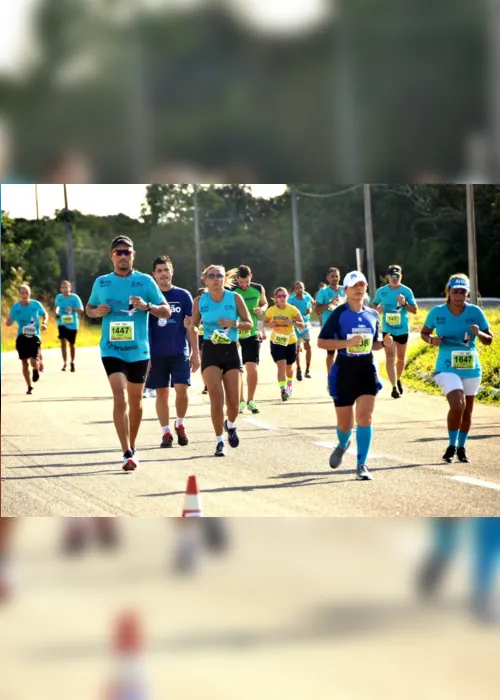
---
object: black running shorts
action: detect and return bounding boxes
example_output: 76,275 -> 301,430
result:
329,355 -> 382,408
101,357 -> 149,384
16,334 -> 41,360
58,325 -> 78,344
382,332 -> 409,345
239,335 -> 261,365
201,341 -> 242,374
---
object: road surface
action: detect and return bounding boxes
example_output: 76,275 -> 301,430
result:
2,332 -> 499,516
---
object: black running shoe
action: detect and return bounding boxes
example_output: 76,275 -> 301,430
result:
175,423 -> 189,446
32,368 -> 40,383
417,554 -> 450,597
391,385 -> 400,399
70,362 -> 75,372
305,369 -> 311,378
215,441 -> 225,457
296,368 -> 303,381
397,379 -> 403,395
281,388 -> 288,402
224,419 -> 240,448
161,431 -> 174,448
26,387 -> 33,395
442,445 -> 456,463
62,364 -> 67,371
456,446 -> 470,463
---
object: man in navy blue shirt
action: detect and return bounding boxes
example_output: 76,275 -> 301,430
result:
318,271 -> 393,481
147,256 -> 200,448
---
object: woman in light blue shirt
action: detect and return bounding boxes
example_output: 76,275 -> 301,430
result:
421,274 -> 493,464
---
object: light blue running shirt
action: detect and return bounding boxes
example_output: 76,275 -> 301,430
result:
88,270 -> 165,362
8,300 -> 46,338
315,285 -> 346,325
424,303 -> 489,379
289,291 -> 314,337
199,290 -> 240,343
55,293 -> 84,330
373,283 -> 416,335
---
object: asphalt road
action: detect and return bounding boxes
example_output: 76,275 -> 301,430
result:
2,332 -> 499,516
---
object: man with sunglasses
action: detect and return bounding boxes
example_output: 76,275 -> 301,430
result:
86,236 -> 171,471
372,264 -> 417,398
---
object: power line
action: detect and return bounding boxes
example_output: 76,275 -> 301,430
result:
295,184 -> 363,198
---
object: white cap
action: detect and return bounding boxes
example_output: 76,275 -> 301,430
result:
343,270 -> 367,288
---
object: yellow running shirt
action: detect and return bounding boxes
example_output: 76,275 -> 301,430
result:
265,304 -> 298,345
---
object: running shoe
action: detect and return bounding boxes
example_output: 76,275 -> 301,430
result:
239,400 -> 247,414
161,430 -> 174,448
442,446 -> 456,463
70,362 -> 75,373
296,368 -> 303,381
356,464 -> 373,481
32,368 -> 40,383
397,379 -> 403,395
122,451 -> 139,472
142,388 -> 149,398
26,387 -> 33,395
175,423 -> 189,446
281,388 -> 288,402
286,382 -> 293,398
224,419 -> 240,448
391,385 -> 400,399
417,554 -> 449,597
215,441 -> 226,457
456,446 -> 470,463
62,364 -> 67,371
247,400 -> 260,414
329,440 -> 351,469
149,388 -> 156,398
202,386 -> 208,395
305,369 -> 311,378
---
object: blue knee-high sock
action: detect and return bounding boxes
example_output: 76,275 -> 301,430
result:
473,518 -> 500,598
432,518 -> 461,558
336,428 -> 352,449
457,431 -> 469,449
356,425 -> 373,466
448,429 -> 459,447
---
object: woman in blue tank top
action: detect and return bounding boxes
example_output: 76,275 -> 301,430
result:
188,265 -> 252,457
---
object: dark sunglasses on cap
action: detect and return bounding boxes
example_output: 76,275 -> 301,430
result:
207,272 -> 224,279
112,249 -> 134,257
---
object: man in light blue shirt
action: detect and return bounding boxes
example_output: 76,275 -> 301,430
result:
6,284 -> 48,394
314,267 -> 346,383
86,235 -> 171,472
55,280 -> 84,372
372,264 -> 417,399
289,281 -> 315,380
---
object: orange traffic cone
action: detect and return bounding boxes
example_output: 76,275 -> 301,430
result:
182,475 -> 203,517
105,611 -> 150,699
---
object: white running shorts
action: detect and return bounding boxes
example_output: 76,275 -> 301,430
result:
434,372 -> 481,397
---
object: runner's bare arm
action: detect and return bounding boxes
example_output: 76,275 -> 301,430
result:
471,326 -> 493,346
5,315 -> 13,327
420,324 -> 442,346
255,286 -> 269,314
233,294 -> 253,331
294,312 -> 306,330
318,336 -> 362,350
146,300 -> 171,319
86,303 -> 111,318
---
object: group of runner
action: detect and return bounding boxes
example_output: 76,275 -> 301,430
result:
6,235 -> 494,479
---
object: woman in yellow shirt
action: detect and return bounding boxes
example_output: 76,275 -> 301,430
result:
264,287 -> 305,401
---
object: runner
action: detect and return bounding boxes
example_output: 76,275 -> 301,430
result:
288,281 -> 315,380
187,265 -> 253,457
420,273 -> 493,464
54,279 -> 84,372
0,517 -> 16,600
147,256 -> 200,448
194,287 -> 208,394
372,264 -> 418,398
314,267 -> 346,382
318,271 -> 393,481
234,264 -> 268,414
86,235 -> 170,471
6,284 -> 48,394
264,287 -> 305,401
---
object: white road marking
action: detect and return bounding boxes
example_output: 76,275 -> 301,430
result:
244,418 -> 280,431
448,475 -> 500,492
313,441 -> 387,460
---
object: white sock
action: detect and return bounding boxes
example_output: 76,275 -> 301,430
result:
162,425 -> 171,434
216,435 -> 224,444
226,420 -> 236,429
175,417 -> 184,427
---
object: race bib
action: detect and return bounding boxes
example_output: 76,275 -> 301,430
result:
385,312 -> 401,326
346,333 -> 373,355
211,329 -> 231,345
451,351 -> 476,370
110,321 -> 134,342
61,314 -> 73,324
23,325 -> 36,337
272,332 -> 290,347
238,329 -> 252,340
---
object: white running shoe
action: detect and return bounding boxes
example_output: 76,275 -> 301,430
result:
122,453 -> 139,472
149,388 -> 157,398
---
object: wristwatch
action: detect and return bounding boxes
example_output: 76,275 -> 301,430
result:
235,320 -> 240,328
145,302 -> 151,311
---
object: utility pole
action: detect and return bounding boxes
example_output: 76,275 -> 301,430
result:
466,184 -> 479,304
193,184 -> 201,290
363,185 -> 376,296
291,185 -> 302,281
63,184 -> 76,291
35,184 -> 39,219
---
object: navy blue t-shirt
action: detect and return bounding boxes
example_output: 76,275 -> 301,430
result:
148,286 -> 194,357
319,304 -> 380,362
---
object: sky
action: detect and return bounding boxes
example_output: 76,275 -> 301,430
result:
0,184 -> 287,219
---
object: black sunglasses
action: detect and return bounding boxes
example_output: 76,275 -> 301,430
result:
207,272 -> 224,279
112,249 -> 134,257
